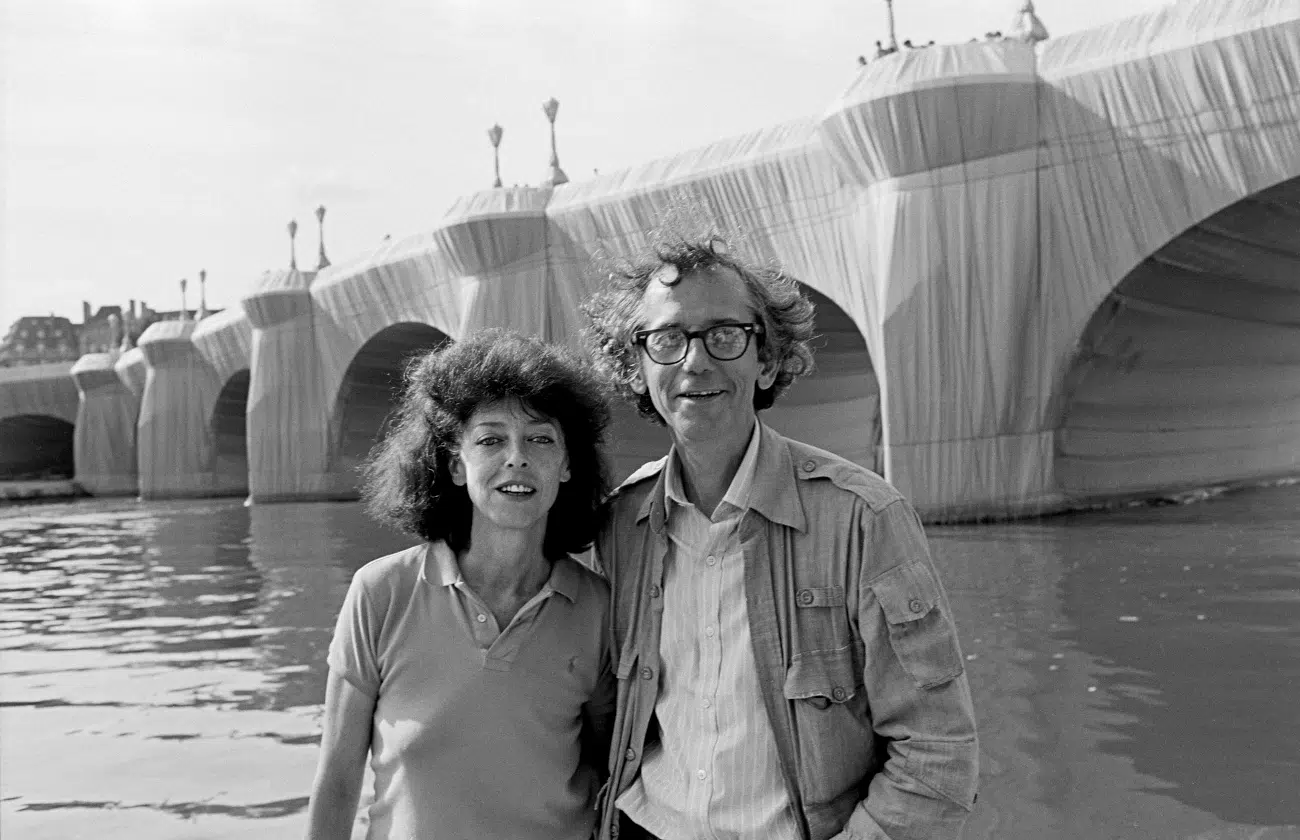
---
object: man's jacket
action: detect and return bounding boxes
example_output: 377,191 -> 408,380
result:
594,426 -> 979,840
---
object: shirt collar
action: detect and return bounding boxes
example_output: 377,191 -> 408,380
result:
424,539 -> 579,603
648,422 -> 805,532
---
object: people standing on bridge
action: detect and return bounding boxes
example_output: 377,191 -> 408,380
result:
581,234 -> 979,840
305,330 -> 616,840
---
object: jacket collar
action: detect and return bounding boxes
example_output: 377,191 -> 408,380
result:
636,422 -> 807,533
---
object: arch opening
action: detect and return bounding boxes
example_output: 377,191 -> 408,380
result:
332,323 -> 452,493
765,284 -> 881,474
1056,175 -> 1300,502
0,414 -> 75,480
211,370 -> 250,496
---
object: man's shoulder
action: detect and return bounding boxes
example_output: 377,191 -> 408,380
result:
606,456 -> 667,514
780,433 -> 903,514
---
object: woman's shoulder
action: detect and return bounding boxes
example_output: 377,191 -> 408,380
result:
348,543 -> 432,595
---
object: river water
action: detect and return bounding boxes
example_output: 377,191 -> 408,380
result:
2,484 -> 1298,840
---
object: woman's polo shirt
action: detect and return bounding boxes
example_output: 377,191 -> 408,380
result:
328,541 -> 614,840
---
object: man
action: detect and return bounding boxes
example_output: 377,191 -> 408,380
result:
581,235 -> 978,840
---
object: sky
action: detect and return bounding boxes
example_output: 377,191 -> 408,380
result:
2,0 -> 1175,324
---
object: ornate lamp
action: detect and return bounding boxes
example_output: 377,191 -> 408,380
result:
884,0 -> 898,52
542,98 -> 568,186
1011,0 -> 1049,43
198,269 -> 209,320
316,205 -> 330,269
488,124 -> 504,188
179,278 -> 188,321
288,219 -> 299,270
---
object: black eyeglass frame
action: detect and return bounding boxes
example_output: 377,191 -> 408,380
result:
631,322 -> 765,365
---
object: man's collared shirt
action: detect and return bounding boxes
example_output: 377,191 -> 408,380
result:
597,424 -> 979,840
616,423 -> 800,840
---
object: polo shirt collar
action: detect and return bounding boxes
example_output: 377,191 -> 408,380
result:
424,539 -> 578,603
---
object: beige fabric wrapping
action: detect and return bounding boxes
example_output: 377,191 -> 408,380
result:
1,0 -> 1294,518
240,269 -> 339,500
0,362 -> 79,479
192,309 -> 253,497
71,353 -> 139,495
135,320 -> 227,499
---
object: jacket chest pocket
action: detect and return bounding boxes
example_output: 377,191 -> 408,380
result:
869,560 -> 963,689
793,584 -> 851,653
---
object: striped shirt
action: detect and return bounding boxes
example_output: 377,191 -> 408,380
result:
616,424 -> 799,840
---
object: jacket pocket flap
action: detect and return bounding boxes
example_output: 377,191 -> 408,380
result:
870,560 -> 941,625
794,585 -> 845,608
782,645 -> 859,703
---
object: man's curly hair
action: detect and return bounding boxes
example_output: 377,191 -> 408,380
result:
360,329 -> 611,559
580,234 -> 816,424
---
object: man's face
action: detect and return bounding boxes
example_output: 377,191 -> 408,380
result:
631,267 -> 778,452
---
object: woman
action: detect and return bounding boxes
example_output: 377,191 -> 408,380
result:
305,330 -> 615,840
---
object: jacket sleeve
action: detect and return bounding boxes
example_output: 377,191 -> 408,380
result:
838,498 -> 979,840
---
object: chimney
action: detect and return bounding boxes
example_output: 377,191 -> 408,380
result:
82,301 -> 92,323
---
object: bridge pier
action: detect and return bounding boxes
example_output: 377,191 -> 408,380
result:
70,353 -> 139,495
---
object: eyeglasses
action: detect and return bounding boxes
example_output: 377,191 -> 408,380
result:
632,323 -> 764,365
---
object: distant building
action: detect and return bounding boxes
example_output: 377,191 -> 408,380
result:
0,315 -> 80,367
78,304 -> 125,355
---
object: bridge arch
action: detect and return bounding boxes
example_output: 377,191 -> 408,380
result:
329,322 -> 452,493
1055,175 -> 1300,502
211,369 -> 251,496
0,414 -> 75,480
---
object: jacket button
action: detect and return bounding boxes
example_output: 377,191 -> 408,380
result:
625,747 -> 637,761
909,598 -> 925,613
649,584 -> 661,598
797,589 -> 814,606
640,666 -> 654,680
832,686 -> 847,702
802,459 -> 816,472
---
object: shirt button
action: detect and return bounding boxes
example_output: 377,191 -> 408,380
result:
909,598 -> 925,613
649,584 -> 661,598
802,459 -> 816,472
475,614 -> 487,623
697,770 -> 707,780
625,748 -> 637,761
640,666 -> 654,680
702,699 -> 712,709
797,589 -> 814,606
832,686 -> 847,701
706,555 -> 717,566
705,626 -> 715,637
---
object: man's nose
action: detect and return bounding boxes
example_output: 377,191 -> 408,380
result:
682,336 -> 713,371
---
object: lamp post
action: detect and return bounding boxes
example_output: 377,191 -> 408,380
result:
288,219 -> 299,270
542,98 -> 568,186
884,0 -> 898,51
180,278 -> 188,321
488,124 -> 504,188
198,269 -> 208,319
316,205 -> 330,269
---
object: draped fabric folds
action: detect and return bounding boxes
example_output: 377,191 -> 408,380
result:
71,354 -> 138,495
2,0 -> 1295,518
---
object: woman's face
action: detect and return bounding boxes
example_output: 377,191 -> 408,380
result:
450,397 -> 571,542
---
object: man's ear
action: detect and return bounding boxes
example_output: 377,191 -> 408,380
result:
630,366 -> 648,395
757,354 -> 780,391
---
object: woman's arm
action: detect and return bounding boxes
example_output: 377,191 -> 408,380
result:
305,672 -> 377,840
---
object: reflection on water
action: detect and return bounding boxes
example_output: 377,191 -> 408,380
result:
1,486 -> 1298,839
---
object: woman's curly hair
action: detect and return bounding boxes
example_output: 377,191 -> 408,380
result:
361,329 -> 611,560
580,234 -> 817,424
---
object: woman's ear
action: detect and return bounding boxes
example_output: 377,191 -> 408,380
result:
449,454 -> 466,486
